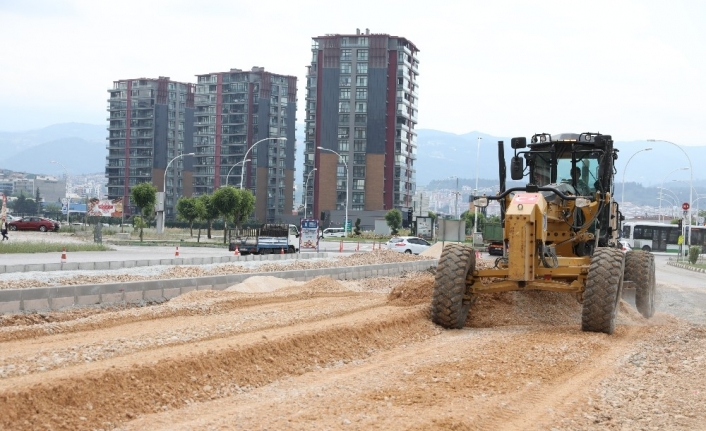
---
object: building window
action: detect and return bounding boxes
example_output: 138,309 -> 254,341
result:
340,76 -> 351,87
357,50 -> 368,60
337,166 -> 345,177
339,114 -> 349,124
354,128 -> 366,139
338,140 -> 349,152
353,166 -> 366,177
339,101 -> 350,113
356,88 -> 367,99
354,114 -> 366,124
341,49 -> 351,60
340,88 -> 351,99
341,62 -> 351,73
353,179 -> 365,190
353,140 -> 366,152
356,62 -> 368,73
354,153 -> 366,165
338,127 -> 349,138
355,102 -> 367,113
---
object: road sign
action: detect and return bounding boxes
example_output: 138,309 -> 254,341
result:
682,202 -> 690,210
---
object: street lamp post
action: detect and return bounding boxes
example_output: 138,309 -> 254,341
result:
620,147 -> 652,212
317,147 -> 348,237
224,159 -> 251,188
658,167 -> 689,223
162,152 -> 195,234
304,168 -> 317,218
50,160 -> 70,226
474,136 -> 482,233
648,139 -> 694,244
240,137 -> 287,189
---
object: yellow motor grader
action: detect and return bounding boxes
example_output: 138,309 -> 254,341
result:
431,133 -> 656,334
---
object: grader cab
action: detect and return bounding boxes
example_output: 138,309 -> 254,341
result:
431,132 -> 656,334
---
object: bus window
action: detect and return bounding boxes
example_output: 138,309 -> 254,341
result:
622,225 -> 631,239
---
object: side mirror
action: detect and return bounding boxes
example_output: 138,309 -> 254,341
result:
473,196 -> 489,208
511,137 -> 527,149
510,156 -> 524,180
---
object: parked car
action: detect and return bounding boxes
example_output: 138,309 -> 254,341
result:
619,239 -> 631,252
321,228 -> 346,238
386,236 -> 431,254
487,240 -> 505,256
8,216 -> 58,232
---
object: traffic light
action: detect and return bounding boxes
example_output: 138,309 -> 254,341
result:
407,208 -> 413,223
678,219 -> 683,230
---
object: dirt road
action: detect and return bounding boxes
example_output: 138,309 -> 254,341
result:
1,256 -> 705,430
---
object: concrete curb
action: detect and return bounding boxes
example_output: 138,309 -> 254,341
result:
666,261 -> 706,273
0,252 -> 330,275
0,259 -> 439,314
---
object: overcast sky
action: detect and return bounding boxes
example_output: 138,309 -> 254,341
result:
1,0 -> 704,145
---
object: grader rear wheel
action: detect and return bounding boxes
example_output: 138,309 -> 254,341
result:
581,248 -> 625,334
431,243 -> 475,329
624,251 -> 656,318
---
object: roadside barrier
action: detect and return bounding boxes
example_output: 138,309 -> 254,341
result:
61,247 -> 67,263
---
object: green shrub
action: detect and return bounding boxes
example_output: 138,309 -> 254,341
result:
688,246 -> 700,264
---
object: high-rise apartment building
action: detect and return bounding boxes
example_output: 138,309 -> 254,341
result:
193,67 -> 297,222
304,30 -> 419,219
106,77 -> 195,218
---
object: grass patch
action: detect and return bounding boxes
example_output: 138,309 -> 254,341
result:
0,242 -> 114,254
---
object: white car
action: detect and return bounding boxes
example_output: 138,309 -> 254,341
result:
386,236 -> 432,254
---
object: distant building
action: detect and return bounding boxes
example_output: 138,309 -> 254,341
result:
193,67 -> 297,222
13,179 -> 34,196
106,77 -> 195,218
304,29 -> 419,221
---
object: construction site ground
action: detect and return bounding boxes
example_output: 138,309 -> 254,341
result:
1,247 -> 705,430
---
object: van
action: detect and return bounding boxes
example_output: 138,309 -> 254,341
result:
322,228 -> 345,238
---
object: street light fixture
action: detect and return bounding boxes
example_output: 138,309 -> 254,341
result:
658,167 -> 689,223
240,137 -> 287,189
304,168 -> 317,218
162,152 -> 195,233
620,147 -> 652,212
474,136 -> 482,234
224,159 -> 251,188
50,160 -> 69,226
317,146 -> 348,237
648,139 -> 694,244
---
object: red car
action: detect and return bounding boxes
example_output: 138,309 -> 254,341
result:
8,217 -> 59,232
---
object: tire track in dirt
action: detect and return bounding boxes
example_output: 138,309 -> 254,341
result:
0,304 -> 438,431
0,293 -> 385,379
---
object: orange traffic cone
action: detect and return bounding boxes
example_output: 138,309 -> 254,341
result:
61,247 -> 67,263
175,246 -> 180,257
281,246 -> 285,254
234,245 -> 240,256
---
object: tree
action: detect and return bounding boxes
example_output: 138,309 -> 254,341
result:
44,202 -> 62,213
384,209 -> 402,235
354,218 -> 361,236
130,182 -> 157,241
212,186 -> 239,243
233,188 -> 255,228
35,188 -> 42,214
176,197 -> 203,237
199,194 -> 219,239
11,193 -> 37,215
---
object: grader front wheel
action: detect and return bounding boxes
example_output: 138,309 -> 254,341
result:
431,244 -> 475,329
624,251 -> 656,318
581,248 -> 625,334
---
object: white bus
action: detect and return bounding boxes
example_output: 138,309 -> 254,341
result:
621,221 -> 706,253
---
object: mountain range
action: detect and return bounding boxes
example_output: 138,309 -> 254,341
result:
2,123 -> 705,195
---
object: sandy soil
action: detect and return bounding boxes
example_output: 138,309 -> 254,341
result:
0,259 -> 704,430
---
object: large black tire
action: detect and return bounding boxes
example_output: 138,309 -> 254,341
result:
624,251 -> 656,318
581,248 -> 625,334
431,243 -> 475,329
